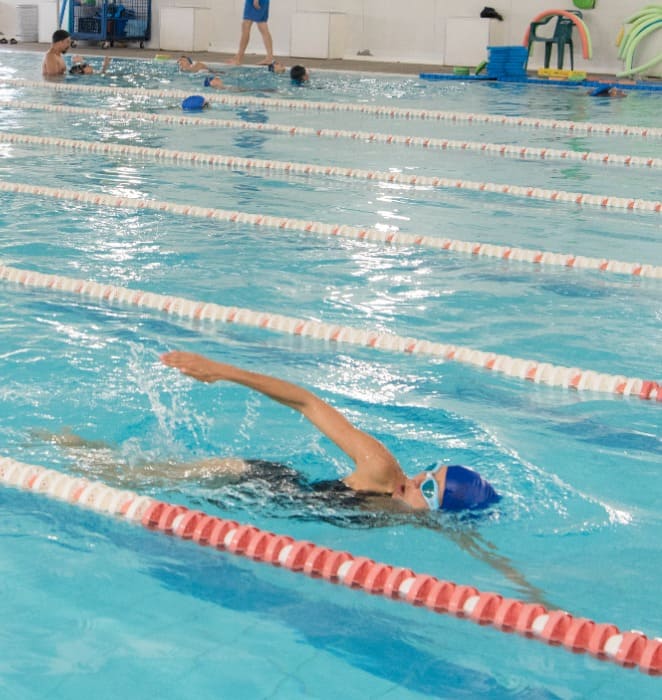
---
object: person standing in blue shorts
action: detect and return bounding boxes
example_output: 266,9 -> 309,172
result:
230,0 -> 274,66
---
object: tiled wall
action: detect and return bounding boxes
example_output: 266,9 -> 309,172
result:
195,0 -> 660,75
3,0 -> 660,76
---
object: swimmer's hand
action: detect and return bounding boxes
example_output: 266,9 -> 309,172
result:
161,351 -> 226,383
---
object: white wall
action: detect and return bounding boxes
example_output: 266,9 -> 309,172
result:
1,0 -> 660,76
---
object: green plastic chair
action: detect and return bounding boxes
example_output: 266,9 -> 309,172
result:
526,10 -> 583,70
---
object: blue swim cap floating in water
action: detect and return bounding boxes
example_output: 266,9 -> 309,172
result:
181,95 -> 207,111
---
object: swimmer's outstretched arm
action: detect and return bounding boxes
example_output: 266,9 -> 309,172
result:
161,351 -> 405,493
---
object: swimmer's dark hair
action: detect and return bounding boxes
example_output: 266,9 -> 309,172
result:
52,29 -> 70,43
69,63 -> 88,75
290,65 -> 307,84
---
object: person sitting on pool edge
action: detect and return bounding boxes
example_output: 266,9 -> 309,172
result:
160,350 -> 500,512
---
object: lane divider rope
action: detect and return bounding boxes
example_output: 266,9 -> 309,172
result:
0,180 -> 659,279
2,100 -> 660,169
1,133 -> 661,214
1,78 -> 660,138
0,263 -> 659,401
1,455 -> 660,675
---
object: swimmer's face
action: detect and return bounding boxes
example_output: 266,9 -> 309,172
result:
392,469 -> 444,510
272,61 -> 286,74
82,64 -> 94,75
177,56 -> 192,69
58,37 -> 71,54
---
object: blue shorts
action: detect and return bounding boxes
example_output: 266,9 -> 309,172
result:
243,0 -> 269,23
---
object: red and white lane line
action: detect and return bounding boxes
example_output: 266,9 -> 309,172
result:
0,263 -> 659,401
1,78 -> 660,137
1,456 -> 660,675
2,132 -> 662,214
0,180 -> 659,279
1,100 -> 659,169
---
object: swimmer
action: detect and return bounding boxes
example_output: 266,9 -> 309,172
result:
202,75 -> 275,93
181,95 -> 209,111
290,65 -> 309,84
588,84 -> 627,98
42,29 -> 72,77
69,55 -> 111,75
203,75 -> 225,90
177,55 -> 211,73
268,60 -> 287,74
160,351 -> 500,513
35,352 -> 551,603
268,61 -> 310,83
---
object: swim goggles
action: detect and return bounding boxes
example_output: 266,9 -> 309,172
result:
419,463 -> 443,510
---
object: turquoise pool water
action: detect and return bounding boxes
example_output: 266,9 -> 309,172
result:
0,51 -> 660,698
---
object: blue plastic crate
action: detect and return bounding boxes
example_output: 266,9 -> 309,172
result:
487,45 -> 529,78
505,61 -> 527,72
488,45 -> 528,60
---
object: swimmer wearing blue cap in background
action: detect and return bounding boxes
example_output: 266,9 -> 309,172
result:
161,351 -> 500,513
204,75 -> 225,90
588,84 -> 627,98
177,55 -> 212,73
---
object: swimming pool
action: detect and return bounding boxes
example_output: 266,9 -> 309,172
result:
0,51 -> 660,698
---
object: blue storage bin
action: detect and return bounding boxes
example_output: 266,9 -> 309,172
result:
487,45 -> 529,79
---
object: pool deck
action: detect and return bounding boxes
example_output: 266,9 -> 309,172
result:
3,42 -> 450,76
4,41 -> 660,86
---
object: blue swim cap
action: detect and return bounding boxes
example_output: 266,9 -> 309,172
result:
441,465 -> 499,511
590,84 -> 613,97
181,95 -> 207,111
203,75 -> 213,87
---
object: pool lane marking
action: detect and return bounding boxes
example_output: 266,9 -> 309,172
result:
1,133 -> 661,215
1,455 -> 660,675
0,263 -> 659,401
0,179 -> 659,280
1,78 -> 660,138
1,100 -> 660,170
